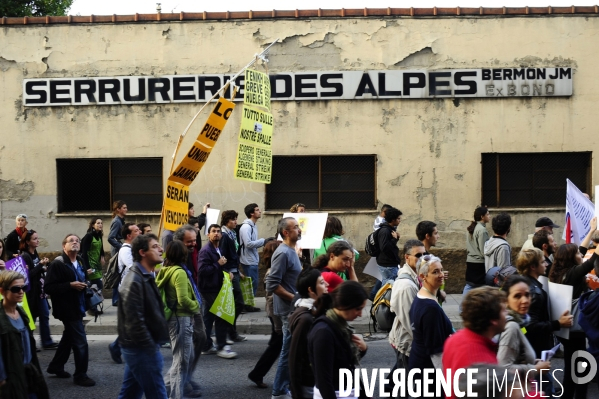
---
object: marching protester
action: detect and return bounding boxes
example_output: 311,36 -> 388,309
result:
248,239 -> 283,389
45,234 -> 95,387
483,213 -> 513,283
266,217 -> 303,399
19,230 -> 57,349
463,206 -> 490,297
408,255 -> 453,398
549,218 -> 599,399
80,217 -> 105,316
0,270 -> 50,399
387,239 -> 425,393
108,222 -> 141,364
374,208 -> 402,285
416,220 -> 439,254
308,281 -> 369,399
198,224 -> 237,359
108,200 -> 127,257
4,214 -> 28,258
163,203 -> 207,251
531,230 -> 557,276
313,216 -> 360,263
288,268 -> 329,399
496,275 -> 551,389
521,217 -> 560,251
239,203 -> 268,302
156,240 -> 202,399
373,204 -> 392,231
312,241 -> 358,292
0,239 -> 7,269
137,223 -> 152,235
117,234 -> 169,399
172,225 -> 206,396
219,210 -> 247,343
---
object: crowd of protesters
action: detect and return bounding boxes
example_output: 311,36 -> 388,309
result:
1,200 -> 599,399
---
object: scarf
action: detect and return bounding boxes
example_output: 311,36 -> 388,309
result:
15,227 -> 27,240
181,264 -> 202,307
221,226 -> 239,252
507,309 -> 531,327
295,297 -> 315,309
326,308 -> 360,367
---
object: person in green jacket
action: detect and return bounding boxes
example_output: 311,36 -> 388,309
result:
0,270 -> 49,399
156,240 -> 202,399
313,216 -> 360,263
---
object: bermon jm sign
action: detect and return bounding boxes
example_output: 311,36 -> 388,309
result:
23,67 -> 572,106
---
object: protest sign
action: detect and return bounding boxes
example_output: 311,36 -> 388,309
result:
563,179 -> 595,245
548,281 -> 574,339
209,272 -> 235,324
204,208 -> 221,235
282,212 -> 328,249
234,143 -> 272,183
6,256 -> 29,288
363,258 -> 383,281
163,180 -> 190,231
238,106 -> 273,147
162,97 -> 236,231
244,69 -> 271,111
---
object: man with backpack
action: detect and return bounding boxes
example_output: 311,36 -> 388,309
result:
386,239 -> 425,395
108,223 -> 140,364
375,207 -> 403,285
484,212 -> 515,286
239,203 -> 267,310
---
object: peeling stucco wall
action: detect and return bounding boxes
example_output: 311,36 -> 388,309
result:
0,16 -> 595,251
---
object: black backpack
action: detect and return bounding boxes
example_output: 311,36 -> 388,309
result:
102,248 -> 124,289
365,229 -> 380,257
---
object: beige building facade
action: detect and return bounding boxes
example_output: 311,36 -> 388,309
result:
0,9 -> 594,290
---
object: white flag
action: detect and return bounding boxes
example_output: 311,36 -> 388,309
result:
563,179 -> 594,245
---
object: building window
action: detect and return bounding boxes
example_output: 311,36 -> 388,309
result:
266,155 -> 377,210
56,158 -> 163,212
481,152 -> 591,207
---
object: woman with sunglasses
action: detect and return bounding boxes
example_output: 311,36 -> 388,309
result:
408,255 -> 454,398
0,270 -> 49,399
308,281 -> 369,399
81,217 -> 105,317
19,230 -> 58,350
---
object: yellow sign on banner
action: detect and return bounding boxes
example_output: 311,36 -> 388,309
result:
234,143 -> 272,183
163,180 -> 190,231
239,105 -> 273,147
244,69 -> 271,111
162,97 -> 236,231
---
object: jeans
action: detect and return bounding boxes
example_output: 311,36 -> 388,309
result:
272,314 -> 292,396
118,345 -> 167,399
249,315 -> 283,381
48,318 -> 89,379
379,266 -> 398,285
385,348 -> 409,396
460,283 -> 478,313
241,264 -> 259,296
201,292 -> 228,350
165,316 -> 193,399
228,272 -> 245,338
38,298 -> 53,347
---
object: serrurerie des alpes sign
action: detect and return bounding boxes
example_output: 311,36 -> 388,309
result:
22,67 -> 572,106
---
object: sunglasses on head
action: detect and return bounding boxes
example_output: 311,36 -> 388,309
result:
8,285 -> 27,293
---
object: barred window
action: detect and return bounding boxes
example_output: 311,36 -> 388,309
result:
266,155 -> 377,210
481,152 -> 591,207
56,158 -> 163,212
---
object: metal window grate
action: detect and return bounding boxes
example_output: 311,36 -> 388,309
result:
481,152 -> 591,207
266,155 -> 376,210
56,158 -> 163,212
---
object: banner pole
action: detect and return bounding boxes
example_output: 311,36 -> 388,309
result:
158,39 -> 279,235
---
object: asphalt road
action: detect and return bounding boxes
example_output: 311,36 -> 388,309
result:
36,334 -> 598,399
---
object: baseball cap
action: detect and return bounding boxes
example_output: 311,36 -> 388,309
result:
535,217 -> 560,229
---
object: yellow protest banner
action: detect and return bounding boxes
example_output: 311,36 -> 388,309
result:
234,143 -> 272,183
163,180 -> 190,231
162,97 -> 236,231
244,69 -> 271,111
239,105 -> 273,147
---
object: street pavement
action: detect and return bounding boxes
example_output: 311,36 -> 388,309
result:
42,294 -> 465,336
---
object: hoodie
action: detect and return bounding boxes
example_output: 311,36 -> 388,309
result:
155,265 -> 200,319
484,236 -> 512,273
